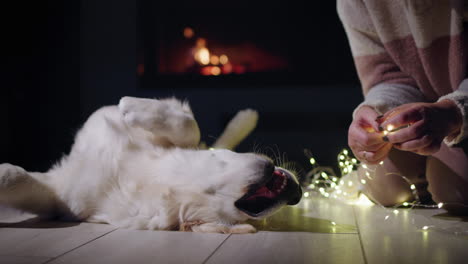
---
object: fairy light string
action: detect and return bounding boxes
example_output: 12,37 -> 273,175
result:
302,147 -> 467,236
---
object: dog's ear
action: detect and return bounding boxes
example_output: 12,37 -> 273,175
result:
212,109 -> 258,150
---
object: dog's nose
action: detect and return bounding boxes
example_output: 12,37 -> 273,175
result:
263,160 -> 275,177
287,185 -> 302,205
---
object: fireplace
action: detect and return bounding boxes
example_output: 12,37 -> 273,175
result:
137,1 -> 358,88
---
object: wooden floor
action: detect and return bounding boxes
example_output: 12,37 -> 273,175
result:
1,195 -> 467,264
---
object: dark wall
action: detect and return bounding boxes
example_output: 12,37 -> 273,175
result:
80,0 -> 138,118
2,1 -> 81,172
3,0 -> 363,175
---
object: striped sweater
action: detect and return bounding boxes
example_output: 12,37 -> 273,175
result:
337,0 -> 468,146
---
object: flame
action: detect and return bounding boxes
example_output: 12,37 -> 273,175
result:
211,66 -> 221,75
210,55 -> 220,65
183,27 -> 194,39
195,47 -> 210,65
219,54 -> 229,64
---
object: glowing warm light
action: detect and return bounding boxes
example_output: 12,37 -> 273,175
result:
362,164 -> 368,169
384,215 -> 390,220
403,202 -> 409,206
379,161 -> 384,165
348,181 -> 353,187
386,124 -> 395,131
360,179 -> 366,184
354,193 -> 374,206
211,66 -> 221,75
422,226 -> 429,230
303,192 -> 310,198
383,130 -> 389,136
339,155 -> 345,160
309,184 -> 315,189
437,202 -> 444,208
352,158 -> 357,164
210,55 -> 220,65
332,177 -> 337,182
324,193 -> 330,197
319,187 -> 325,193
219,54 -> 229,64
222,63 -> 233,74
393,209 -> 399,215
365,172 -> 370,177
331,221 -> 336,226
343,149 -> 349,155
309,157 -> 316,165
339,161 -> 344,167
209,147 -> 215,150
321,172 -> 328,179
195,47 -> 210,65
183,27 -> 194,38
410,184 -> 416,190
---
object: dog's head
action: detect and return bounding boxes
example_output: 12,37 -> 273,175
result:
156,148 -> 302,221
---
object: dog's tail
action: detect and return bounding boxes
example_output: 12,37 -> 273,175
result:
212,109 -> 258,150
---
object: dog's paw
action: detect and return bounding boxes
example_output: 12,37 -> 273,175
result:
228,224 -> 257,234
118,96 -> 161,130
0,164 -> 27,189
187,222 -> 257,234
119,96 -> 200,147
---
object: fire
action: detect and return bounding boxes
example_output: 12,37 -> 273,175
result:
193,38 -> 210,65
187,32 -> 235,75
183,27 -> 194,39
195,48 -> 210,65
219,54 -> 229,64
210,55 -> 220,65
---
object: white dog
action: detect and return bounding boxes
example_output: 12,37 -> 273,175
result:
0,97 -> 302,233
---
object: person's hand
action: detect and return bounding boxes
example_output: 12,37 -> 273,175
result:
378,100 -> 462,155
348,106 -> 392,164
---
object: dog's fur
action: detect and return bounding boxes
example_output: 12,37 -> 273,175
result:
0,97 -> 301,233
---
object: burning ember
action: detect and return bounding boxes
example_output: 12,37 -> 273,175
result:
185,27 -> 246,76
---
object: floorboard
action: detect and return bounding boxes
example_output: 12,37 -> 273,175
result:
47,229 -> 229,264
0,255 -> 50,264
205,232 -> 364,264
354,204 -> 468,264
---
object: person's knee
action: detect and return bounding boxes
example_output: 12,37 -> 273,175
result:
358,167 -> 414,207
426,156 -> 468,215
357,149 -> 427,207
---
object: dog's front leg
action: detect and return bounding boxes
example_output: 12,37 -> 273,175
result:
118,96 -> 200,148
0,164 -> 59,217
186,222 -> 257,234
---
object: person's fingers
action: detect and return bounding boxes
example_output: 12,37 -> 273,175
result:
384,120 -> 427,144
361,143 -> 392,164
415,139 -> 443,155
354,141 -> 387,152
393,134 -> 433,152
357,150 -> 370,163
356,106 -> 382,132
380,106 -> 424,130
350,125 -> 385,147
378,106 -> 404,125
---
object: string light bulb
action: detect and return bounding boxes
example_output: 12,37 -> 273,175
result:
309,157 -> 316,165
